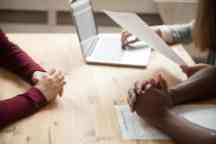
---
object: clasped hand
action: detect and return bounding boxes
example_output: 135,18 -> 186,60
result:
128,74 -> 173,124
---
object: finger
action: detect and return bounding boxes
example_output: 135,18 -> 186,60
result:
154,74 -> 168,91
122,32 -> 132,49
121,31 -> 128,43
149,79 -> 157,87
159,75 -> 168,92
134,80 -> 143,89
56,72 -> 65,82
122,38 -> 130,49
122,31 -> 132,41
125,38 -> 139,47
48,69 -> 56,75
128,89 -> 136,112
180,65 -> 188,72
123,35 -> 138,47
135,80 -> 148,95
154,74 -> 162,89
59,88 -> 64,97
59,80 -> 66,87
155,28 -> 162,37
51,70 -> 63,81
140,80 -> 150,90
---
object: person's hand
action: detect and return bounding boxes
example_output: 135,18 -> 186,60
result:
121,31 -> 139,49
129,87 -> 172,125
121,28 -> 162,49
127,74 -> 168,112
33,70 -> 65,97
35,69 -> 65,102
180,65 -> 196,77
180,64 -> 209,77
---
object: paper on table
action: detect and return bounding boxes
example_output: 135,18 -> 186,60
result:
115,105 -> 216,140
115,105 -> 169,140
104,10 -> 188,65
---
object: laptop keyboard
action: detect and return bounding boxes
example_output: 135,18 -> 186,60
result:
90,34 -> 123,61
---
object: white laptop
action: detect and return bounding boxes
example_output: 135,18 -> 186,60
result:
104,10 -> 188,65
69,0 -> 152,67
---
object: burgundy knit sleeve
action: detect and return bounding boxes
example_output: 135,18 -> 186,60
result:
0,87 -> 47,129
0,30 -> 48,129
0,30 -> 46,84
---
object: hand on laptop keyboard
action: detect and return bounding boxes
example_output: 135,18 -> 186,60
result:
121,27 -> 162,50
121,31 -> 139,49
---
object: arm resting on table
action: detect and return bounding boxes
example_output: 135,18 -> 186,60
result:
0,30 -> 45,84
0,88 -> 47,129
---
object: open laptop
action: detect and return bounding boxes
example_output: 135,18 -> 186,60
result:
69,0 -> 152,67
104,10 -> 188,65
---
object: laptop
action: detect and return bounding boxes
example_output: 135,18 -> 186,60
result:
69,0 -> 152,67
104,10 -> 187,65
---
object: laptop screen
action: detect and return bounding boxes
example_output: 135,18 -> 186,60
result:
70,0 -> 97,42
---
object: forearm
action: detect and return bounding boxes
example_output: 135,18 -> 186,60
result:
157,111 -> 216,144
193,63 -> 209,71
160,22 -> 193,45
0,30 -> 45,84
0,88 -> 47,129
169,66 -> 216,105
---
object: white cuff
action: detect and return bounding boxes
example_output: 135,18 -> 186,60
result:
160,26 -> 174,44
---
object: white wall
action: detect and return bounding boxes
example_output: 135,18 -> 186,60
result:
0,0 -> 157,13
155,0 -> 197,24
92,0 -> 157,13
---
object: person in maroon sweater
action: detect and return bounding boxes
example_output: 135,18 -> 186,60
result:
0,30 -> 65,129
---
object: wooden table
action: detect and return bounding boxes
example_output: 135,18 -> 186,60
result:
0,33 -> 195,144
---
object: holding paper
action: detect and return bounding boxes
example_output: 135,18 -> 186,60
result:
104,10 -> 188,65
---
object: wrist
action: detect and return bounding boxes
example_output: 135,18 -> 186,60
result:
160,26 -> 175,44
154,110 -> 175,130
151,110 -> 173,129
32,71 -> 48,84
168,88 -> 178,106
24,87 -> 48,109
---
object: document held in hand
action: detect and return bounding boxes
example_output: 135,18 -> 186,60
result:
104,10 -> 188,65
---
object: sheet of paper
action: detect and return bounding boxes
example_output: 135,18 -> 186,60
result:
115,105 -> 169,140
104,10 -> 188,65
115,105 -> 216,140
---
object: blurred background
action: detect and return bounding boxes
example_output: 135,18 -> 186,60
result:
0,0 -> 197,33
0,0 -> 205,61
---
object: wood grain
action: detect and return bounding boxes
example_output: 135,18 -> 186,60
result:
0,33 -> 195,144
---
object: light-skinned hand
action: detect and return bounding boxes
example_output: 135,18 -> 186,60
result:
34,69 -> 65,102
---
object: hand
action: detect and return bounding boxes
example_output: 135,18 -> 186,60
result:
180,64 -> 208,77
33,70 -> 65,96
35,69 -> 65,102
121,28 -> 162,49
129,87 -> 172,125
121,31 -> 139,49
127,74 -> 168,112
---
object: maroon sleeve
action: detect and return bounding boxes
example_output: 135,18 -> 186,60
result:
0,30 -> 46,84
0,30 -> 48,129
0,88 -> 47,129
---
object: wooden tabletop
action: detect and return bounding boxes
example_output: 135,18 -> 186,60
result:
0,33 -> 195,144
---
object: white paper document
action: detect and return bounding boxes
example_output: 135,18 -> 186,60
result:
104,10 -> 188,65
115,105 -> 169,140
115,105 -> 216,140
